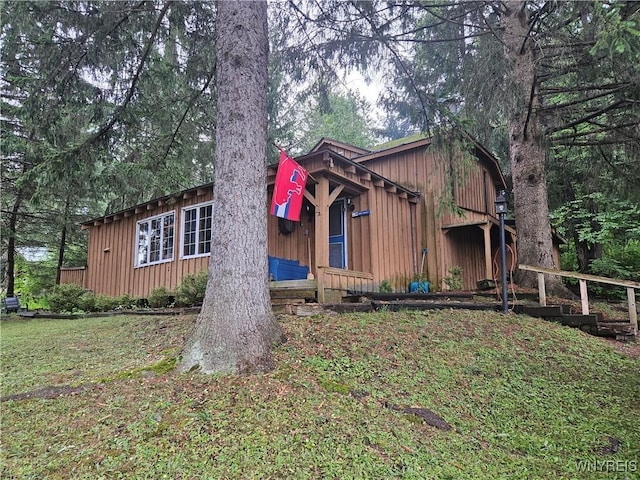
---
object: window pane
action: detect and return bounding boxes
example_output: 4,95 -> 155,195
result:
183,208 -> 197,256
162,214 -> 174,260
149,218 -> 161,263
329,202 -> 343,236
198,205 -> 213,254
137,222 -> 149,265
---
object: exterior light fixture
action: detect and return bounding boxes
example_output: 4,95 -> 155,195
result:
495,190 -> 507,214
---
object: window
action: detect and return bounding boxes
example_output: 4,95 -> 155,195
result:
136,212 -> 175,267
182,202 -> 213,258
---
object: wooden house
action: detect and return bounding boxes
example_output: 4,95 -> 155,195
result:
63,134 -> 531,301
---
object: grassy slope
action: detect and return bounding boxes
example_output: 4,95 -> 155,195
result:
1,311 -> 638,479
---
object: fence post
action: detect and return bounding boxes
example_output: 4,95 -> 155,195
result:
628,287 -> 638,334
537,272 -> 546,307
579,279 -> 589,315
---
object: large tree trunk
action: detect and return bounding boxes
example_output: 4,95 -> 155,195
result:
503,1 -> 565,294
55,196 -> 71,285
5,193 -> 23,296
180,0 -> 282,374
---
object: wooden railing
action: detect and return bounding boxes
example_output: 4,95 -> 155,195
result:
317,267 -> 375,303
519,264 -> 639,335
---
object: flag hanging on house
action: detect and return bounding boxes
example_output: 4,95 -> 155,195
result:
270,149 -> 308,222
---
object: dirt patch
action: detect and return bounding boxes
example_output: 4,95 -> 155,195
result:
386,403 -> 453,431
1,383 -> 103,402
600,338 -> 640,359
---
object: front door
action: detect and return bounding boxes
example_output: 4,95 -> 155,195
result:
329,199 -> 347,268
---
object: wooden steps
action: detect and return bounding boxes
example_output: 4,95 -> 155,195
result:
371,301 -> 498,312
516,304 -> 635,340
270,281 -> 636,341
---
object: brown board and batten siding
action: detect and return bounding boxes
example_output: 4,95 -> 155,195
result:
83,189 -> 214,298
80,146 -> 420,299
58,267 -> 87,288
328,149 -> 418,290
350,136 -> 506,291
279,148 -> 420,290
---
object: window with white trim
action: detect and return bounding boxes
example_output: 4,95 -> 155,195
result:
135,212 -> 175,267
181,202 -> 213,258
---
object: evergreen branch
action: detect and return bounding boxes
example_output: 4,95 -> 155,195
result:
550,122 -> 640,142
161,68 -> 216,163
545,100 -> 628,135
77,1 -> 171,152
349,2 -> 439,132
539,83 -> 633,94
536,85 -> 629,111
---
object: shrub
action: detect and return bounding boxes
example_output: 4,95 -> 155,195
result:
444,266 -> 464,291
47,284 -> 89,312
379,280 -> 393,293
94,294 -> 121,312
174,271 -> 208,307
78,292 -> 97,312
116,293 -> 138,310
148,286 -> 173,308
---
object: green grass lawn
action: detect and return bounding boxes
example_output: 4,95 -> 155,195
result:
1,311 -> 638,479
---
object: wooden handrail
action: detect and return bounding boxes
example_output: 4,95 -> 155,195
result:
519,264 -> 640,289
518,264 -> 638,335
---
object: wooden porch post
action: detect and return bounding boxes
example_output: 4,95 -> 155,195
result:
482,222 -> 492,280
315,176 -> 330,303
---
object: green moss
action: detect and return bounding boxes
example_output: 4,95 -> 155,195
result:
102,355 -> 178,382
318,379 -> 350,395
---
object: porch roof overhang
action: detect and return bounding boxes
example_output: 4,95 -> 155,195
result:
442,218 -> 517,236
268,148 -> 421,204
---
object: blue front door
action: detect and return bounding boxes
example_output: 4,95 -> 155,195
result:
329,199 -> 346,268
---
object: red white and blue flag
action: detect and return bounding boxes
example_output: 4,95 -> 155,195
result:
270,149 -> 308,222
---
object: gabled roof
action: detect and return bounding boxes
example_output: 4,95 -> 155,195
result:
309,137 -> 371,158
352,132 -> 507,189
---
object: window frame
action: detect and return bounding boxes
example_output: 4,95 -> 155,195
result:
134,211 -> 176,268
180,201 -> 214,259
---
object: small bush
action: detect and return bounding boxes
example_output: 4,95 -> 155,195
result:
174,271 -> 208,307
379,280 -> 393,293
148,286 -> 173,308
444,266 -> 464,291
116,293 -> 139,310
47,284 -> 90,312
78,292 -> 97,312
94,294 -> 120,312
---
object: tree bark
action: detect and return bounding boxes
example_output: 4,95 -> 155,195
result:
179,0 -> 282,374
5,193 -> 23,297
502,1 -> 565,294
55,196 -> 71,285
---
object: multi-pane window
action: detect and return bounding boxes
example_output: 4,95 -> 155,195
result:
136,212 -> 175,267
182,203 -> 213,258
